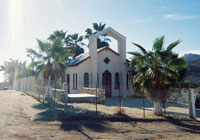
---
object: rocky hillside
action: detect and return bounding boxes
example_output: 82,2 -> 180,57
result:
184,58 -> 200,87
183,53 -> 200,61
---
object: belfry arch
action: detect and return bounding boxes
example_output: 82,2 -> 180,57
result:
89,27 -> 127,97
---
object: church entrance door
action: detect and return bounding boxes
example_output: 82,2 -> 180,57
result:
102,70 -> 112,97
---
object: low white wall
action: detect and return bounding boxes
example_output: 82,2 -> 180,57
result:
80,87 -> 105,104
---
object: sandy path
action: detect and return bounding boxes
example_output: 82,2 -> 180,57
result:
0,90 -> 89,140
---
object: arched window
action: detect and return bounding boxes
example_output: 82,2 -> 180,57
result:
73,73 -> 75,89
84,72 -> 89,87
76,73 -> 77,90
115,72 -> 120,89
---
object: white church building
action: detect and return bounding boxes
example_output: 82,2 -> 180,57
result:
65,27 -> 135,98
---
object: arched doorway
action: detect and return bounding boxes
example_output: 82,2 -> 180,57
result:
84,72 -> 89,87
102,70 -> 112,97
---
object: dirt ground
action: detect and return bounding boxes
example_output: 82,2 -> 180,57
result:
0,90 -> 200,140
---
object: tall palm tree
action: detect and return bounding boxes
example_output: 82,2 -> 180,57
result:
129,36 -> 187,116
0,61 -> 10,84
85,22 -> 111,49
48,30 -> 85,59
27,38 -> 70,82
0,59 -> 32,85
48,30 -> 66,41
0,59 -> 18,85
14,61 -> 32,79
65,33 -> 85,58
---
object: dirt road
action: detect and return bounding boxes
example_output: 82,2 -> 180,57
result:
0,90 -> 90,140
0,90 -> 200,140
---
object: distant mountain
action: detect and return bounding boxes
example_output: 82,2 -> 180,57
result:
183,53 -> 200,61
183,59 -> 200,87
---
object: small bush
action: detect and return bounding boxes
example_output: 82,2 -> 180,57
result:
114,106 -> 125,115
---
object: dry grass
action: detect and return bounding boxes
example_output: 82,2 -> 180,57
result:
113,106 -> 126,115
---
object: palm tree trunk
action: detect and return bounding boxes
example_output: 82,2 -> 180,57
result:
47,75 -> 52,105
154,102 -> 163,116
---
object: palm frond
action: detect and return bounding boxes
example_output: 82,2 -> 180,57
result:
166,39 -> 182,52
85,28 -> 93,39
93,23 -> 99,31
153,36 -> 165,52
132,43 -> 147,55
26,48 -> 42,59
36,39 -> 50,53
128,51 -> 143,57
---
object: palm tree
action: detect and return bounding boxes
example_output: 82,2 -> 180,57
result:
85,22 -> 111,49
48,30 -> 85,59
48,30 -> 66,41
27,38 -> 70,82
129,36 -> 187,116
0,61 -> 9,83
16,60 -> 37,79
0,59 -> 32,85
0,59 -> 17,85
65,33 -> 85,58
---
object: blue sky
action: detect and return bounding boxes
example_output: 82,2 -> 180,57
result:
0,0 -> 200,81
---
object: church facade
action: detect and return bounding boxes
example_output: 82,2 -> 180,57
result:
65,27 -> 135,97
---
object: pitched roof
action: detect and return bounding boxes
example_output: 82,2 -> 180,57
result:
67,46 -> 120,67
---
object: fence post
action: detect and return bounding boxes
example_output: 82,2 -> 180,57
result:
24,77 -> 26,92
31,76 -> 33,92
20,78 -> 22,91
22,78 -> 24,91
27,76 -> 30,92
188,88 -> 196,119
63,82 -> 68,113
33,76 -> 36,97
25,77 -> 27,92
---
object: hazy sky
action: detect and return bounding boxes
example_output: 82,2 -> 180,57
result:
0,0 -> 200,81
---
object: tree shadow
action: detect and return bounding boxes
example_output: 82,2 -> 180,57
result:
33,101 -> 173,122
20,93 -> 26,96
54,102 -> 65,109
33,101 -> 200,139
32,103 -> 49,110
34,108 -> 63,121
33,102 -> 168,123
33,103 -> 113,139
60,120 -> 110,140
165,116 -> 200,134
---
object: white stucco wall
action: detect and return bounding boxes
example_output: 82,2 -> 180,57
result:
65,58 -> 92,94
65,48 -> 135,96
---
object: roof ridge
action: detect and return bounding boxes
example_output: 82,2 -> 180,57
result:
67,46 -> 120,67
